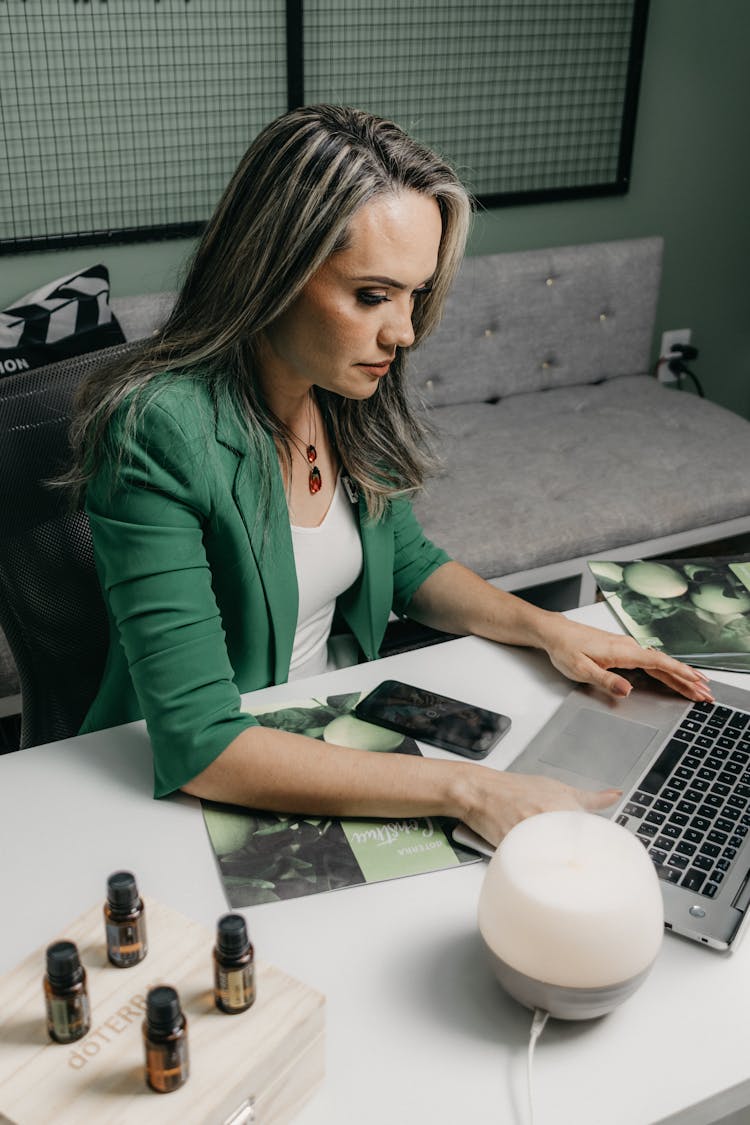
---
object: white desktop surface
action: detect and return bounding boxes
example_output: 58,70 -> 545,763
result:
2,603 -> 750,1125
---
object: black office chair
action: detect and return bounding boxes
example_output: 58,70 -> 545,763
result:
0,341 -> 142,748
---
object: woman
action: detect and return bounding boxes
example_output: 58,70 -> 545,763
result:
70,105 -> 710,846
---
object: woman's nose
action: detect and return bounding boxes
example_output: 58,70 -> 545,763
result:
379,300 -> 415,350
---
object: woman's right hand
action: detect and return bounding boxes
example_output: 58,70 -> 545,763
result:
451,763 -> 622,849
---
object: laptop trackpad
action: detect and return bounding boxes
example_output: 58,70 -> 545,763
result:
539,708 -> 659,787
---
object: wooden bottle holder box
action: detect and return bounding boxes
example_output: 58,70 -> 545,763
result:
0,898 -> 325,1124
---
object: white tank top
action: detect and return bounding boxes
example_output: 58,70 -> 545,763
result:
288,475 -> 363,681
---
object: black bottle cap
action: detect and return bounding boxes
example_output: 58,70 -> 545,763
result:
46,941 -> 83,988
146,986 -> 183,1033
216,914 -> 250,957
107,870 -> 139,911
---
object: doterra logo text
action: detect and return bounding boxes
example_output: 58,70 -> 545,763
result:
67,992 -> 148,1070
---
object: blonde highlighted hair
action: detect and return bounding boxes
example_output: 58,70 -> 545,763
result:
67,105 -> 472,518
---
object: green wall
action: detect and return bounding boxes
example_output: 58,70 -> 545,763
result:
2,0 -> 748,417
465,0 -> 750,420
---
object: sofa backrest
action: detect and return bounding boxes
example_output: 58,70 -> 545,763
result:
411,236 -> 663,407
108,237 -> 663,404
111,291 -> 176,342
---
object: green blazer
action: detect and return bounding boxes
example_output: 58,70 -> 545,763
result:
80,377 -> 449,797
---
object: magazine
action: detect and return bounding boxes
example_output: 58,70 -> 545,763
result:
589,557 -> 750,672
202,691 -> 479,908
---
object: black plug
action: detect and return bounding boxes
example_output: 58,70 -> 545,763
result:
667,342 -> 699,373
666,342 -> 705,397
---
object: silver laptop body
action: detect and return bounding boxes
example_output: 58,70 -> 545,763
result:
504,675 -> 750,951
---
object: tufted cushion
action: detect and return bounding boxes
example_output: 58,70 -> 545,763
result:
411,237 -> 663,407
412,375 -> 750,580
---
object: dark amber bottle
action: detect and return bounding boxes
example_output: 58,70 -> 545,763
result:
104,870 -> 147,967
213,914 -> 255,1014
44,941 -> 91,1044
143,986 -> 189,1093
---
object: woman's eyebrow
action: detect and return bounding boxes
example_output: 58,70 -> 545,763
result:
352,274 -> 434,289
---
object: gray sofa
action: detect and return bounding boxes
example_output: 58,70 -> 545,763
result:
411,236 -> 750,604
2,235 -> 749,722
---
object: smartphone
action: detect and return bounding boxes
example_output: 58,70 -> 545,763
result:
354,679 -> 511,760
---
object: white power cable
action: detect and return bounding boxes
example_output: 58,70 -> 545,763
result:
527,1007 -> 549,1125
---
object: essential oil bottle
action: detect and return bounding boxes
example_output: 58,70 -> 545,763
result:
104,870 -> 147,967
143,986 -> 189,1093
213,914 -> 256,1014
44,941 -> 91,1044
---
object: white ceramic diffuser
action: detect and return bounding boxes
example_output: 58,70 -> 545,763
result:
478,811 -> 664,1020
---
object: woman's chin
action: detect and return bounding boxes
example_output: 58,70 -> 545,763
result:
329,375 -> 383,400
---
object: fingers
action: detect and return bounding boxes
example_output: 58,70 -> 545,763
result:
570,632 -> 714,702
570,654 -> 633,698
589,664 -> 632,697
624,642 -> 714,701
626,642 -> 708,683
466,772 -> 623,847
645,663 -> 714,702
576,786 -> 622,812
646,654 -> 713,701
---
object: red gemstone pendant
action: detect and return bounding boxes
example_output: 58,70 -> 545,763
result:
306,444 -> 317,464
309,466 -> 322,494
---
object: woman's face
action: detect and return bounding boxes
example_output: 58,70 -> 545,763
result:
260,189 -> 443,401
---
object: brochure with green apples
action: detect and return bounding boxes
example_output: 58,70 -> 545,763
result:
201,691 -> 479,907
589,557 -> 750,672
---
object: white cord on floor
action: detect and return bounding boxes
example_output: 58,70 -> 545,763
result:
527,1007 -> 549,1125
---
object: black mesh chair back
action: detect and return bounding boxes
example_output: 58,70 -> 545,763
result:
0,341 -> 142,748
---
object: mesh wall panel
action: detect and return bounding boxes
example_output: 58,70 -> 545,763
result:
304,0 -> 643,202
1,0 -> 646,252
0,0 -> 286,251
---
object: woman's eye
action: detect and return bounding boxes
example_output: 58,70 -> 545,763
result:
357,291 -> 388,306
356,285 -> 431,307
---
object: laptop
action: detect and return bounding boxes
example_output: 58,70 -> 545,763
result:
453,672 -> 750,951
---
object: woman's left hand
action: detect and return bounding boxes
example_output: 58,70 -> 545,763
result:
540,615 -> 713,701
409,562 -> 713,701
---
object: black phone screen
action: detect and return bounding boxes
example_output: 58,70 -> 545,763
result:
354,680 -> 511,760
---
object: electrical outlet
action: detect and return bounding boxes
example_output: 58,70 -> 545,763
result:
658,328 -> 692,384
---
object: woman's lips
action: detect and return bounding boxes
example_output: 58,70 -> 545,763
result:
357,359 -> 393,377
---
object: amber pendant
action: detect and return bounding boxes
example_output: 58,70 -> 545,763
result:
309,466 -> 322,494
306,443 -> 321,493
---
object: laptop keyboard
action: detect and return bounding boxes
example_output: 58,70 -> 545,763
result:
616,701 -> 750,899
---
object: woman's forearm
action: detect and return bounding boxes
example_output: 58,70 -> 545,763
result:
181,723 -> 468,819
180,721 -> 619,847
407,560 -> 554,648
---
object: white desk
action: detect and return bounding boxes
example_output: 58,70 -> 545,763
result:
2,603 -> 749,1125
